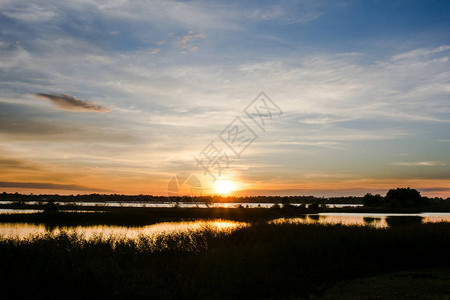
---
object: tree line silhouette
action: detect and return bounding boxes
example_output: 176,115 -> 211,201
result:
362,187 -> 446,208
0,188 -> 448,209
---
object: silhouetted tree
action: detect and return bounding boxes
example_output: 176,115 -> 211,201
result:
308,202 -> 320,210
43,199 -> 59,213
270,203 -> 281,210
362,193 -> 383,207
281,197 -> 293,209
385,187 -> 427,208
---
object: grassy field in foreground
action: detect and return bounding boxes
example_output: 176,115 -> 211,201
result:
1,222 -> 450,299
320,268 -> 450,300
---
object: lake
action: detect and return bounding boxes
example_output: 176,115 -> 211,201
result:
1,212 -> 450,240
0,219 -> 244,240
0,201 -> 363,209
273,212 -> 450,227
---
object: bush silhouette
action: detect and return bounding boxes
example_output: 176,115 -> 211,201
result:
43,199 -> 59,213
362,193 -> 383,207
386,216 -> 423,227
385,188 -> 427,208
308,202 -> 320,210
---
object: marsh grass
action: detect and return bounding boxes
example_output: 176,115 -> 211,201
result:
1,222 -> 450,299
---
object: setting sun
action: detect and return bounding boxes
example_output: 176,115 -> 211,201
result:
215,180 -> 236,194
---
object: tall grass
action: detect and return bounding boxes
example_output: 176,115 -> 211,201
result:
1,222 -> 450,299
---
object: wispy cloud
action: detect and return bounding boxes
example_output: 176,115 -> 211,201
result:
1,1 -> 57,23
36,93 -> 112,112
150,48 -> 160,55
248,1 -> 323,24
391,45 -> 450,61
0,156 -> 39,171
178,30 -> 207,53
0,181 -> 113,192
298,115 -> 352,125
391,161 -> 446,167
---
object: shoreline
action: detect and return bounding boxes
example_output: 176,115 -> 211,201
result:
2,203 -> 450,213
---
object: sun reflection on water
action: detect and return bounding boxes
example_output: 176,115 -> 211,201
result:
0,220 -> 247,240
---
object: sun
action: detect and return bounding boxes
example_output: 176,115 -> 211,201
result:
214,180 -> 236,194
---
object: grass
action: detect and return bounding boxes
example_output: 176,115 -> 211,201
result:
321,268 -> 450,299
1,221 -> 450,299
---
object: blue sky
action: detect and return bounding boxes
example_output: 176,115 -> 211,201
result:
0,0 -> 449,197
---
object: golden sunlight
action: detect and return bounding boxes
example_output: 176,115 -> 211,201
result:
214,180 -> 236,194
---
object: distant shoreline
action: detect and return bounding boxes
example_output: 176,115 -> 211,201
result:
2,203 -> 450,213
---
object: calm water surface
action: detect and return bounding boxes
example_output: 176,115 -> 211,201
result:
1,213 -> 450,240
0,220 -> 245,240
0,201 -> 363,209
274,212 -> 450,227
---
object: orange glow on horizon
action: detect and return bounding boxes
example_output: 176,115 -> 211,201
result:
1,176 -> 449,198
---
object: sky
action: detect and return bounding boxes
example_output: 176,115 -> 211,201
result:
0,0 -> 449,197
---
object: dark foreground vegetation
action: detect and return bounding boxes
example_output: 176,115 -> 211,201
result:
1,222 -> 450,299
0,207 -> 320,226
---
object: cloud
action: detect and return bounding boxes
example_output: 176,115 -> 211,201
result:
179,31 -> 207,45
391,45 -> 450,61
0,181 -> 113,192
0,156 -> 39,171
36,93 -> 112,112
233,188 -> 386,197
391,161 -> 446,167
234,185 -> 450,198
0,101 -> 140,144
418,187 -> 450,194
150,48 -> 160,55
1,1 -> 57,23
178,30 -> 207,52
0,40 -> 9,49
248,1 -> 323,24
298,115 -> 352,125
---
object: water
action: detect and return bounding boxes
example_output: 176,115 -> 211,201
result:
1,212 -> 449,240
0,209 -> 44,214
273,212 -> 450,227
0,201 -> 363,210
0,220 -> 245,240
